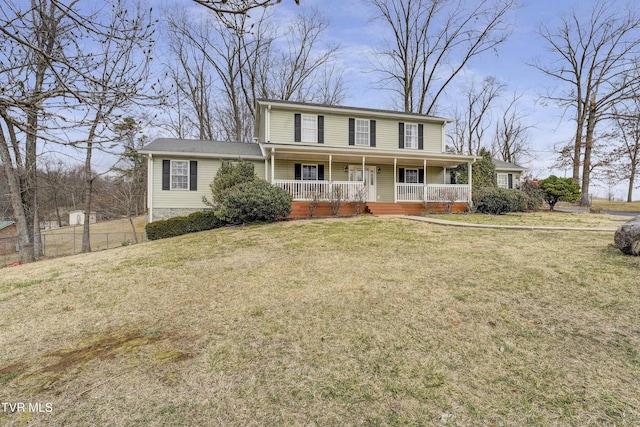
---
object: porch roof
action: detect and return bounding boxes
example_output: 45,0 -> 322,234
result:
261,142 -> 478,168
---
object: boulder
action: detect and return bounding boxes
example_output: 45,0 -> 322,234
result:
614,217 -> 640,256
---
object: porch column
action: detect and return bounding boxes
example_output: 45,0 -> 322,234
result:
467,161 -> 473,205
329,154 -> 332,181
393,158 -> 397,203
271,148 -> 275,184
362,156 -> 365,182
423,159 -> 427,203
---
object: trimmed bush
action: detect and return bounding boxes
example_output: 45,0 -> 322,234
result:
145,211 -> 224,241
216,179 -> 292,224
474,187 -> 527,215
186,211 -> 225,232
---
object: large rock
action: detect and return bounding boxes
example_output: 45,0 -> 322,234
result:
614,217 -> 640,255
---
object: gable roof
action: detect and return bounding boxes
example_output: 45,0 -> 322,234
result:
493,158 -> 527,172
139,138 -> 264,159
256,98 -> 452,124
0,220 -> 15,231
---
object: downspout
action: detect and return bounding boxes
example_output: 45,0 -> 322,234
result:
267,104 -> 272,143
147,153 -> 153,223
271,148 -> 275,184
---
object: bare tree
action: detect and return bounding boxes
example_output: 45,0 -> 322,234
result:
449,76 -> 504,155
367,0 -> 515,115
532,0 -> 640,205
72,0 -> 155,253
0,0 -> 79,262
265,8 -> 341,102
603,100 -> 640,202
492,92 -> 533,164
165,11 -> 220,140
162,5 -> 344,141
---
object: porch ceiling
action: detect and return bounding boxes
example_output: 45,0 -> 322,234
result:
263,143 -> 475,168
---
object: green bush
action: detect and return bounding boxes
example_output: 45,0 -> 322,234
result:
474,187 -> 527,215
539,175 -> 581,210
216,179 -> 292,224
203,160 -> 256,207
186,211 -> 225,232
145,211 -> 224,241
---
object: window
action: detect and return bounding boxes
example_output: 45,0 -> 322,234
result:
302,164 -> 318,180
171,160 -> 189,190
302,114 -> 317,142
355,119 -> 370,146
405,123 -> 418,149
497,173 -> 513,189
405,169 -> 419,183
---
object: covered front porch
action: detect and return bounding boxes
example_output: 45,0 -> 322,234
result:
263,143 -> 476,206
272,179 -> 470,204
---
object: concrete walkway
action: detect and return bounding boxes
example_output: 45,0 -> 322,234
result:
398,215 -> 618,232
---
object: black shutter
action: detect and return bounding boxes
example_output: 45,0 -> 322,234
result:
418,124 -> 424,150
508,173 -> 513,189
399,168 -> 405,183
294,163 -> 302,180
370,120 -> 376,147
398,123 -> 405,149
189,161 -> 197,191
294,113 -> 301,142
318,164 -> 324,180
348,118 -> 355,146
162,160 -> 170,190
318,115 -> 324,144
418,168 -> 424,184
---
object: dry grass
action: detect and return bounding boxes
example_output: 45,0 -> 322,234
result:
592,200 -> 640,213
426,211 -> 632,229
1,216 -> 639,426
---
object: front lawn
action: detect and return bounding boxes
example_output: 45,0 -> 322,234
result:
1,216 -> 638,425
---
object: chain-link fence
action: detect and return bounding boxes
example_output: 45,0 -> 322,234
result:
1,231 -> 146,266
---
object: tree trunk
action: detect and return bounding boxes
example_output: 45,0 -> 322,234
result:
81,140 -> 93,253
628,172 -> 635,203
580,96 -> 597,206
129,216 -> 138,244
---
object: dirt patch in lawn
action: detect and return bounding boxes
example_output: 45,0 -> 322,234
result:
1,328 -> 195,396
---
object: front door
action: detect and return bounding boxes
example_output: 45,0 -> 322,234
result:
349,165 -> 376,201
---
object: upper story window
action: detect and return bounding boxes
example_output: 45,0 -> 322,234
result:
398,122 -> 423,149
355,119 -> 370,146
302,114 -> 317,143
294,113 -> 324,143
349,118 -> 376,147
171,160 -> 189,190
405,123 -> 418,149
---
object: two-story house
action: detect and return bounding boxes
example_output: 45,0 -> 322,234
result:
140,99 -> 479,222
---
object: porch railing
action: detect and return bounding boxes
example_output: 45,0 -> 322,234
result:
273,180 -> 365,201
396,183 -> 470,203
